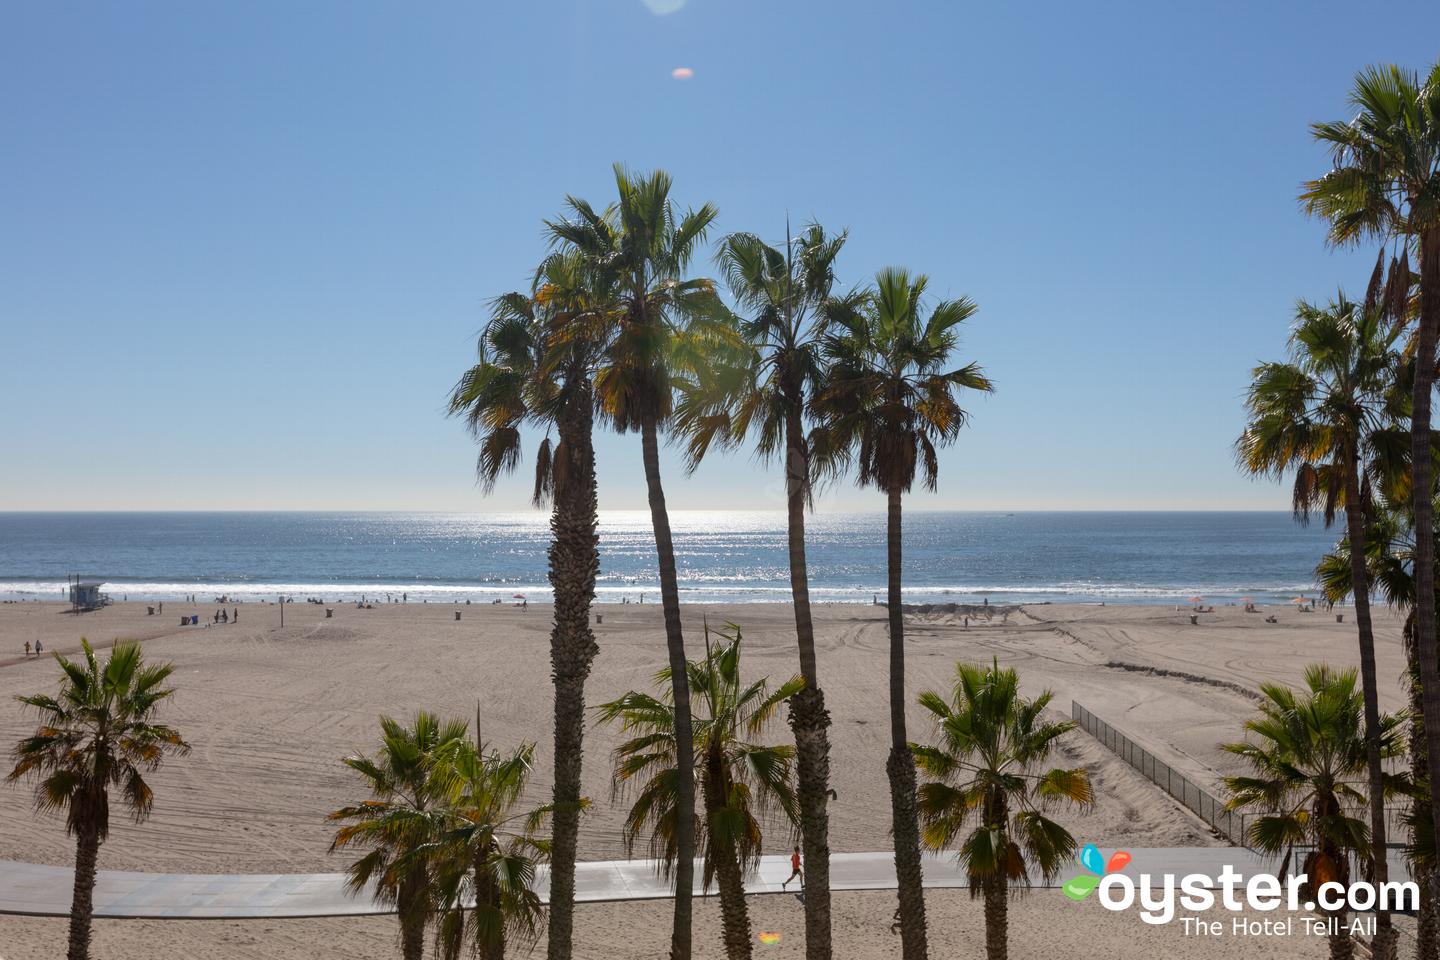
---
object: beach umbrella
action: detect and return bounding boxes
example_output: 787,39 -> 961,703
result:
1188,595 -> 1204,603
512,593 -> 526,599
1291,597 -> 1307,604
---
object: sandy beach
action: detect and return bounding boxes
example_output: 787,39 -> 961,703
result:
0,890 -> 1338,960
0,598 -> 1408,957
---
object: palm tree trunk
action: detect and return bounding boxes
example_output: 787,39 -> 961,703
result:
1415,226 -> 1440,929
703,743 -> 753,960
66,823 -> 100,960
397,875 -> 426,960
476,860 -> 507,960
641,412 -> 696,960
984,875 -> 1008,960
885,485 -> 928,960
546,382 -> 601,960
1329,913 -> 1355,960
783,404 -> 832,960
1407,610 -> 1440,960
1344,463 -> 1396,960
1320,840 -> 1355,960
983,791 -> 1009,960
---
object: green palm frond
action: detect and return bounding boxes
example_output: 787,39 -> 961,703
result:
812,267 -> 991,495
597,621 -> 799,884
1223,665 -> 1397,864
8,639 -> 189,840
913,660 -> 1088,901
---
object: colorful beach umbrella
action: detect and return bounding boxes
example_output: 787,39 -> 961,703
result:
512,593 -> 526,599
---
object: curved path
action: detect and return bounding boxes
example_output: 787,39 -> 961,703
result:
0,848 -> 1389,919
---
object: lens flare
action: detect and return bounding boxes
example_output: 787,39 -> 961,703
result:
671,67 -> 694,80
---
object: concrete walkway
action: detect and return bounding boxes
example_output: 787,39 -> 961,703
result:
0,849 -> 1413,919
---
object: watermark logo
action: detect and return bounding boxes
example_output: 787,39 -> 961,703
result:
1063,843 -> 1132,902
1061,840 -> 1417,936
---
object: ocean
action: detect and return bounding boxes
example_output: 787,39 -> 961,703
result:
0,511 -> 1344,606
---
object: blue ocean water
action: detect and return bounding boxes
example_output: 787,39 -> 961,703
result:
0,511 -> 1343,605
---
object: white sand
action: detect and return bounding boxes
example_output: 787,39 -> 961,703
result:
0,599 -> 1408,957
0,889 -> 1341,959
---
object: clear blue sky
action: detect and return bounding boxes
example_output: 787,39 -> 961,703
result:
4,1 -> 1438,512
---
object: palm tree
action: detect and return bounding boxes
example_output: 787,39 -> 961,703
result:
448,249 -> 609,960
812,266 -> 993,960
1320,500 -> 1440,960
1303,67 -> 1440,938
548,164 -> 721,960
427,733 -> 549,960
1224,665 -> 1405,960
912,661 -> 1091,960
7,640 -> 189,960
673,221 -> 855,959
1237,293 -> 1405,949
329,712 -> 468,960
598,622 -> 802,960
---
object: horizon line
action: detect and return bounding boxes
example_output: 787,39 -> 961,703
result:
0,507 -> 1303,515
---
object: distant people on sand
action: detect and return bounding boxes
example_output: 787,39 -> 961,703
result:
34,640 -> 42,655
23,641 -> 31,657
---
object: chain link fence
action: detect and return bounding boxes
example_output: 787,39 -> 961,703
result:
1071,700 -> 1407,849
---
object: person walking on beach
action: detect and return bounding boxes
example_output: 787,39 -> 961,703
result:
34,640 -> 42,655
782,845 -> 803,889
232,607 -> 237,623
23,641 -> 31,657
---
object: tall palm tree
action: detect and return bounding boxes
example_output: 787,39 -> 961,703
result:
448,249 -> 609,960
1237,293 -> 1405,949
674,221 -> 855,959
427,733 -> 549,960
598,622 -> 802,960
7,640 -> 189,960
1224,665 -> 1406,960
1303,67 -> 1440,937
329,712 -> 469,960
812,267 -> 993,960
1320,499 -> 1440,960
548,164 -> 721,960
912,661 -> 1091,960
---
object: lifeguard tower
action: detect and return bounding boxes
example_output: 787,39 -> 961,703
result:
67,576 -> 107,613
